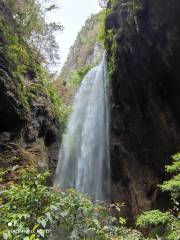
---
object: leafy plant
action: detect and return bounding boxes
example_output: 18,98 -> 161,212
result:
0,0 -> 63,115
136,210 -> 171,228
0,170 -> 53,239
97,10 -> 106,44
68,65 -> 92,88
160,153 -> 180,200
0,170 -> 150,240
3,0 -> 63,66
136,153 -> 180,240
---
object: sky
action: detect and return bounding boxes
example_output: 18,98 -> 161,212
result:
45,0 -> 101,74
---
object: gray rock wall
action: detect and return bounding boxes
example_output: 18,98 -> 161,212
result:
105,0 -> 180,223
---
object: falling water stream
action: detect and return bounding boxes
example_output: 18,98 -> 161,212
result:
54,55 -> 110,200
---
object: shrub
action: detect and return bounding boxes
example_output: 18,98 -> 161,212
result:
160,153 -> 180,200
68,65 -> 92,88
136,153 -> 180,240
0,170 -> 149,240
136,210 -> 171,228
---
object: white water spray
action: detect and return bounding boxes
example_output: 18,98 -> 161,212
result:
54,55 -> 110,200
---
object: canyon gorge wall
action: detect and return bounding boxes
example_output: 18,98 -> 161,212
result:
0,2 -> 60,186
105,0 -> 180,222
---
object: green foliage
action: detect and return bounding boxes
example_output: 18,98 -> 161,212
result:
0,0 -> 63,117
56,12 -> 104,131
76,13 -> 102,48
4,0 -> 43,37
136,210 -> 171,228
105,0 -> 143,81
0,170 -> 149,240
166,153 -> 180,174
98,10 -> 106,44
0,19 -> 32,111
3,0 -> 62,65
161,174 -> 180,200
116,227 -> 153,240
137,210 -> 179,240
136,153 -> 180,240
160,153 -> 180,201
0,170 -> 54,239
60,12 -> 104,85
0,20 -> 27,72
45,79 -> 71,130
105,29 -> 118,81
26,66 -> 70,131
68,65 -> 92,88
166,219 -> 180,240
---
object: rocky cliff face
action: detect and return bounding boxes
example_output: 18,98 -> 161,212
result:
105,0 -> 180,222
59,12 -> 104,84
55,12 -> 104,111
0,4 -> 60,186
0,70 -> 60,186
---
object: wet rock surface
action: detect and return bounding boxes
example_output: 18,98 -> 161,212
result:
0,66 -> 60,180
106,0 -> 180,222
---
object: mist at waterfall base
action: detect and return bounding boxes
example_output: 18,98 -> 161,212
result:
54,56 -> 110,201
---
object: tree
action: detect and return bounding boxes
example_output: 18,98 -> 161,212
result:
2,0 -> 63,66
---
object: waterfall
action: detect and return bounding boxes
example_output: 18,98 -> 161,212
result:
54,55 -> 110,201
